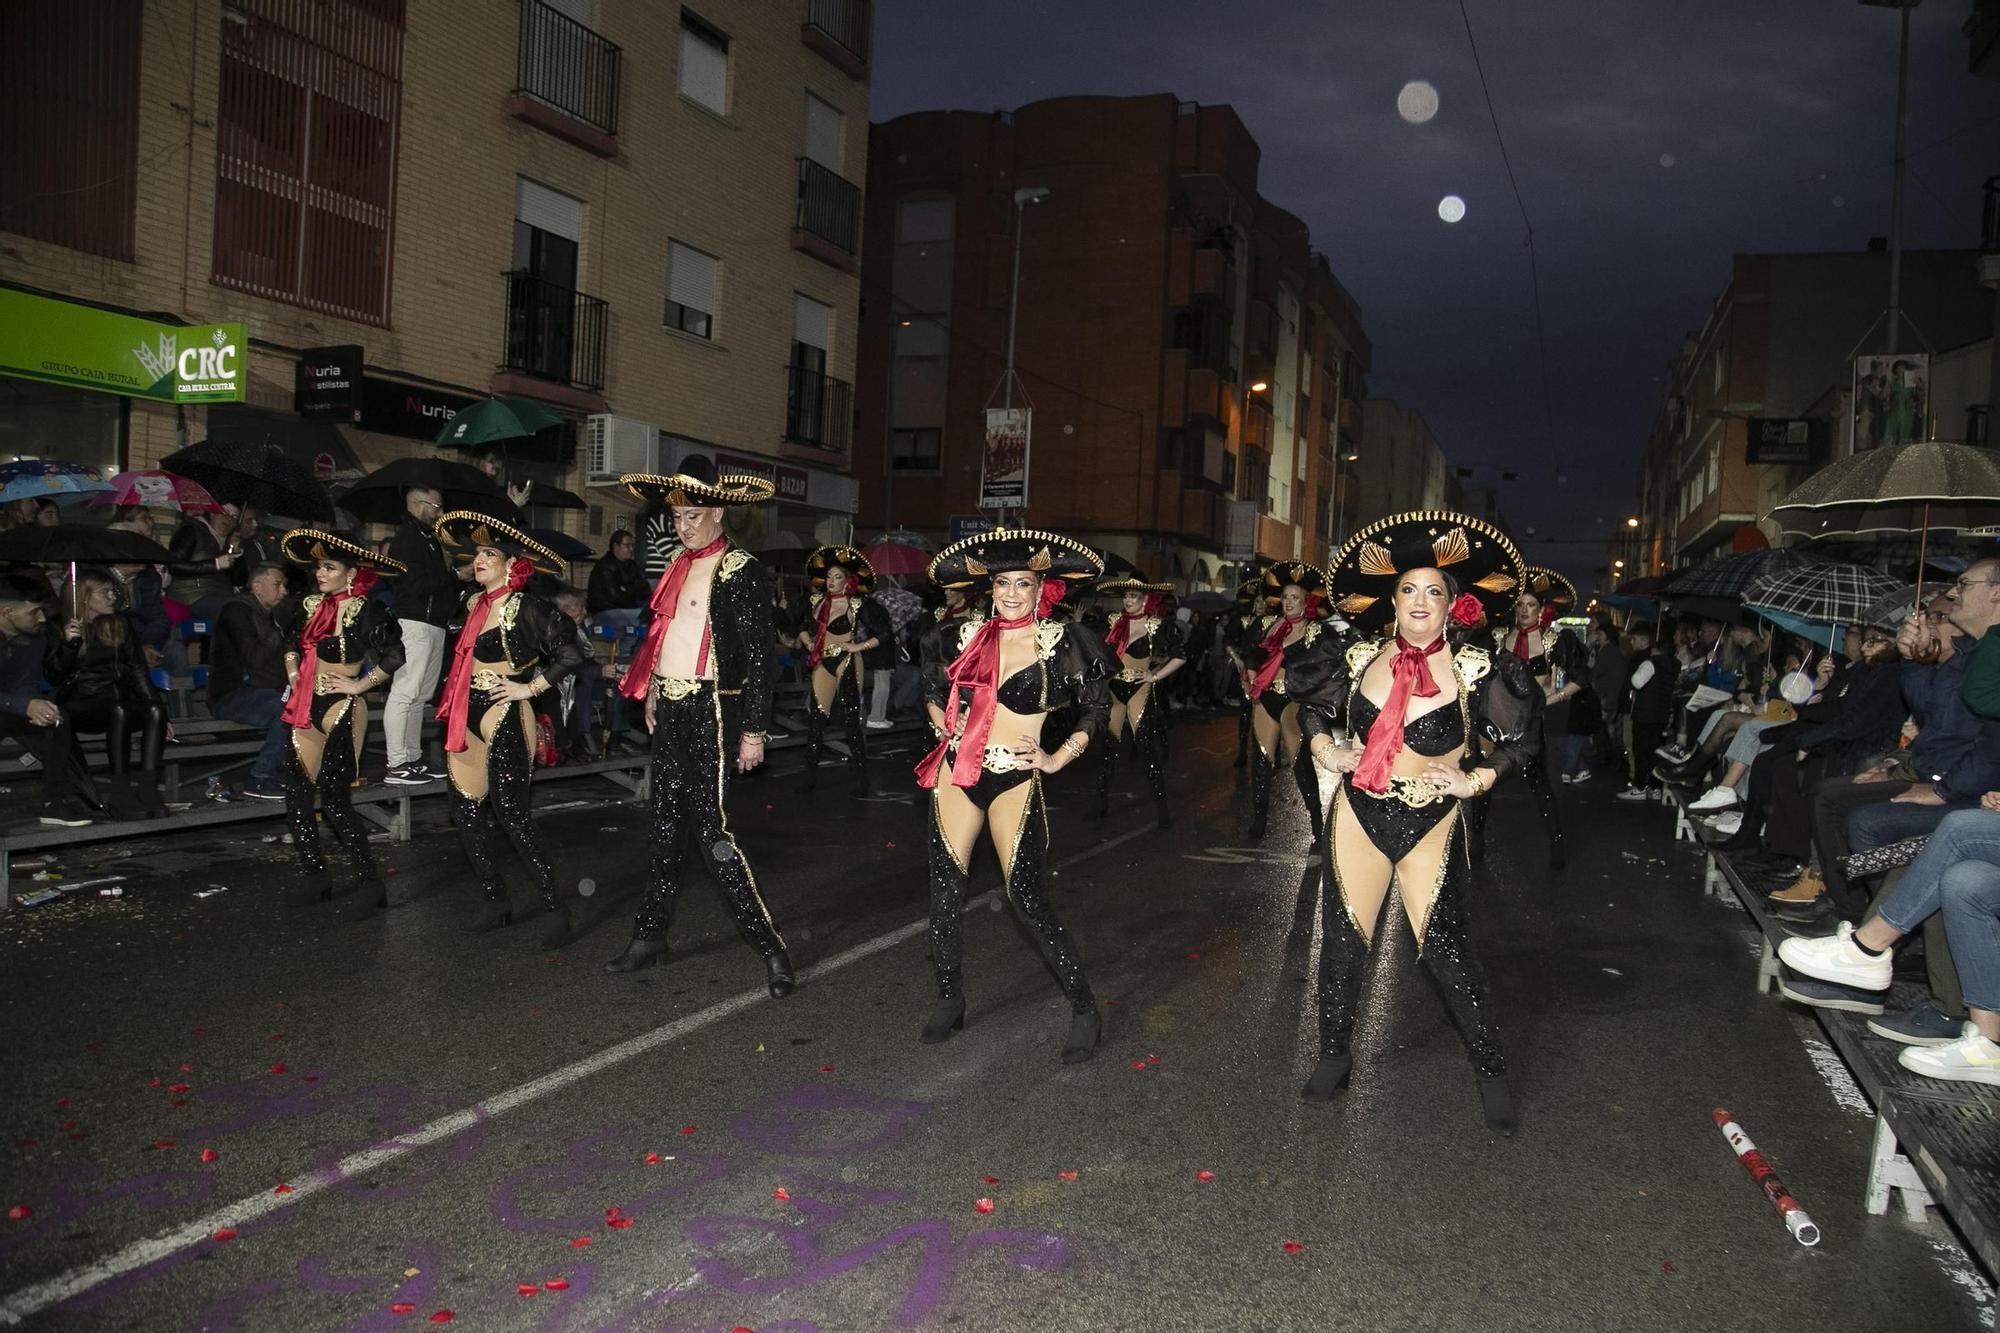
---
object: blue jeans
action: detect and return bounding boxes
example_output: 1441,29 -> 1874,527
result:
1849,793 -> 1977,872
1942,854 -> 2000,1014
589,609 -> 645,631
214,686 -> 289,787
1562,733 -> 1588,775
1875,809 -> 2000,933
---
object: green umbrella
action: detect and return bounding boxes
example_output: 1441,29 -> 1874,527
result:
435,395 -> 564,449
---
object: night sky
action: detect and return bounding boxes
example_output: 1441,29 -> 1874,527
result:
870,0 -> 2000,588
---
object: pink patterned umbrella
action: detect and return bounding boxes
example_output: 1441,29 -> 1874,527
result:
89,469 -> 224,514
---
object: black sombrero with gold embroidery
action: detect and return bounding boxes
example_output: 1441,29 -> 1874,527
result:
1523,566 -> 1577,610
1327,509 -> 1524,633
279,528 -> 407,577
927,526 -> 1103,589
1233,576 -> 1262,607
1097,575 -> 1173,596
435,509 -> 567,577
805,544 -> 876,596
1260,560 -> 1335,618
621,452 -> 774,507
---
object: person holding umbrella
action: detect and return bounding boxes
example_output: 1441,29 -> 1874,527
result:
427,511 -> 587,945
47,570 -> 173,819
790,545 -> 891,787
1090,575 -> 1186,828
165,502 -> 244,622
0,573 -> 99,825
275,530 -> 405,907
383,485 -> 468,787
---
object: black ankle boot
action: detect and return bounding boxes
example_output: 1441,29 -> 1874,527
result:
603,937 -> 666,974
1061,1006 -> 1102,1064
463,898 -> 512,933
1302,1054 -> 1353,1102
286,870 -> 335,906
338,876 -> 387,921
920,994 -> 966,1044
135,770 -> 168,818
765,950 -> 797,999
1478,1075 -> 1519,1136
540,903 -> 574,949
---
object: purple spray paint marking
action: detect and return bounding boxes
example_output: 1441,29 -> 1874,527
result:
491,1128 -> 739,1233
728,1083 -> 931,1159
0,1168 -> 217,1262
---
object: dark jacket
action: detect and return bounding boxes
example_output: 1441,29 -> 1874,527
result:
165,518 -> 238,605
45,624 -> 162,708
921,616 -> 1116,742
1903,639 -> 2000,801
386,515 -> 460,627
653,545 -> 777,734
1628,649 -> 1678,723
117,567 -> 171,648
1791,659 -> 1907,774
455,588 -> 591,687
1,626 -> 51,718
586,553 -> 647,615
1591,641 -> 1628,717
275,593 -> 406,677
209,594 -> 289,706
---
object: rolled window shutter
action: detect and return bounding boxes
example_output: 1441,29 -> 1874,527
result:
792,294 -> 832,351
515,178 -> 583,241
668,243 -> 716,312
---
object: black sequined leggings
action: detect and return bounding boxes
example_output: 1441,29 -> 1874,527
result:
1097,679 -> 1168,805
1317,783 -> 1504,1078
806,665 -> 866,768
449,694 -> 558,910
285,696 -> 378,882
627,685 -> 785,957
928,770 -> 1096,1014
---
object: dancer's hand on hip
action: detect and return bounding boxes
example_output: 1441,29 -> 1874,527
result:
1423,761 -> 1479,800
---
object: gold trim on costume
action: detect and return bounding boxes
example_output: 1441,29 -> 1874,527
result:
654,675 -> 709,700
1356,773 -> 1453,808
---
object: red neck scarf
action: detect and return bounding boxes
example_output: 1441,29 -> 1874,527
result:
436,558 -> 534,752
620,536 -> 728,700
1351,634 -> 1447,794
1248,594 -> 1319,700
1105,594 -> 1161,656
281,570 -> 376,729
1510,606 -> 1556,663
915,580 -> 1066,789
807,592 -> 854,669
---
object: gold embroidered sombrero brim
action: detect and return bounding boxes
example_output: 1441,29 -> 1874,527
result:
1234,577 -> 1262,605
805,544 -> 876,594
1260,560 -> 1334,617
1096,576 -> 1172,595
279,528 -> 407,577
621,471 -> 775,507
928,527 -> 1103,589
1327,509 -> 1524,633
1525,565 -> 1578,609
435,509 -> 567,576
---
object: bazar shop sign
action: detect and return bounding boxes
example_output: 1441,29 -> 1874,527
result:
295,344 -> 364,421
359,376 -> 478,440
0,287 -> 246,403
717,450 -> 810,505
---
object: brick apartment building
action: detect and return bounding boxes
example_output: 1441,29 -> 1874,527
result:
851,94 -> 1372,589
0,0 -> 874,548
1356,398 -> 1460,524
1614,248 -> 1996,581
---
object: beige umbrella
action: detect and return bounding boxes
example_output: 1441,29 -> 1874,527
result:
1765,440 -> 2000,581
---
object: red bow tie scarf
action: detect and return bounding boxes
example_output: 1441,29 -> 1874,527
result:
1104,594 -> 1161,657
1510,606 -> 1556,663
280,569 -> 377,730
619,536 -> 729,700
1247,593 -> 1318,700
436,557 -> 534,752
807,592 -> 850,669
1351,634 -> 1447,793
916,579 -> 1067,789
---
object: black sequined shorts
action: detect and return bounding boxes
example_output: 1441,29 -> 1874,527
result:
1340,777 -> 1458,862
1109,678 -> 1146,704
937,754 -> 1036,811
1256,692 -> 1291,723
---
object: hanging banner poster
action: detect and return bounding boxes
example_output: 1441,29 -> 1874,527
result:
979,407 -> 1031,510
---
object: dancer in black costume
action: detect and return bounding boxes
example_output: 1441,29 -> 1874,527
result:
1294,510 -> 1539,1133
422,510 -> 589,944
274,530 -> 405,906
1242,561 -> 1337,848
1486,565 -> 1572,868
602,458 -> 796,998
1090,575 -> 1185,827
790,545 -> 891,786
1224,577 -> 1261,768
915,527 -> 1114,1062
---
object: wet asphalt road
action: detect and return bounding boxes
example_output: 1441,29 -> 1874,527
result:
0,713 -> 1989,1332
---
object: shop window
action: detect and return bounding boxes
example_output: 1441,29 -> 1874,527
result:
0,378 -> 125,477
889,427 -> 941,473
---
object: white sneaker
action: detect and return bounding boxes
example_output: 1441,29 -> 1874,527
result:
1614,786 -> 1656,803
865,719 -> 895,731
1688,785 -> 1739,813
1777,921 -> 1893,991
1706,811 -> 1744,835
1572,767 -> 1590,783
1898,1027 -> 2000,1086
1559,773 -> 1576,784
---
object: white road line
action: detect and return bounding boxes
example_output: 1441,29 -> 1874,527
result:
0,819 -> 1162,1325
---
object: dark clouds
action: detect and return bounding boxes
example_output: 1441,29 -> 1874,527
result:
870,0 -> 2000,586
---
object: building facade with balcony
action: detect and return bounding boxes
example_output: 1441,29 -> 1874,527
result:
1621,248 -> 1996,579
0,0 -> 873,545
850,94 -> 1372,590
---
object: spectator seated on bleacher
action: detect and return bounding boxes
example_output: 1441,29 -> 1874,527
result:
1660,626 -> 1791,813
585,529 -> 647,631
47,570 -> 170,820
1779,797 -> 2000,1086
0,572 -> 101,826
208,563 -> 295,800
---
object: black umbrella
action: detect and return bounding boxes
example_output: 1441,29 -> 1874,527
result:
337,457 -> 512,524
519,480 -> 585,512
527,528 -> 593,561
0,524 -> 172,565
161,439 -> 335,523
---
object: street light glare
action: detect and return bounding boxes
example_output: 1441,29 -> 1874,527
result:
1249,380 -> 1269,393
1625,516 -> 1641,527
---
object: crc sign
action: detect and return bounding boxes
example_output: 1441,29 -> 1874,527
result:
0,288 -> 247,404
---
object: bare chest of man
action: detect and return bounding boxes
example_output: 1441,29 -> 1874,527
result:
658,556 -> 721,678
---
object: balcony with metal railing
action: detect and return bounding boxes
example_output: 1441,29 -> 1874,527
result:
785,364 -> 852,453
802,0 -> 871,79
508,0 -> 621,156
498,271 -> 608,404
792,157 -> 863,271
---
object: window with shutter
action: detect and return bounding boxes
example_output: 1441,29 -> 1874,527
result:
666,242 -> 718,339
678,11 -> 728,114
803,94 -> 842,169
793,294 -> 833,357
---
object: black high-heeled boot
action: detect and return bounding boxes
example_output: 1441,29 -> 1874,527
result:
135,769 -> 167,818
338,874 -> 387,921
286,869 -> 335,906
1060,1006 -> 1102,1064
1294,751 -> 1323,853
1479,1075 -> 1519,1136
540,902 -> 574,949
803,708 -> 826,790
1302,1053 -> 1352,1101
920,994 -> 965,1044
603,937 -> 666,974
463,893 -> 512,933
1246,752 -> 1272,841
765,950 -> 797,999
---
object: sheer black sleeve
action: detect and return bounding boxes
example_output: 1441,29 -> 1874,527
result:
519,595 -> 589,687
1475,647 -> 1543,782
921,617 -> 961,713
1288,630 -> 1352,742
360,599 -> 405,678
1152,615 -> 1188,665
1058,622 -> 1116,742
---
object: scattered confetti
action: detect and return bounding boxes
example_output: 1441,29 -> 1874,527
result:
885,841 -> 896,849
1662,1260 -> 1677,1273
273,1001 -> 288,1009
270,1033 -> 286,1041
543,1278 -> 570,1291
1282,1240 -> 1304,1254
1195,1170 -> 1216,1182
645,1152 -> 663,1165
819,1065 -> 835,1073
404,1268 -> 421,1278
680,1125 -> 696,1136
200,1148 -> 219,1163
528,1006 -> 542,1015
1058,1170 -> 1079,1182
1185,952 -> 1201,960
755,1043 -> 766,1053
773,1187 -> 792,1203
517,1284 -> 539,1297
7,1205 -> 30,1220
150,1139 -> 177,1150
301,1075 -> 320,1084
212,1227 -> 238,1242
55,1098 -> 71,1109
147,1077 -> 161,1089
269,1064 -> 288,1075
273,1184 -> 294,1195
169,1082 -> 191,1094
1147,1054 -> 1160,1065
427,1313 -> 453,1325
974,1198 -> 995,1214
981,1175 -> 1000,1185
179,1062 -> 192,1072
192,1028 -> 207,1036
389,1304 -> 415,1315
569,1236 -> 592,1249
1130,1060 -> 1148,1071
608,1216 -> 634,1230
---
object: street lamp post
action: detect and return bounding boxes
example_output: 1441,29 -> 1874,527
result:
997,185 -> 1050,527
1862,0 -> 1921,354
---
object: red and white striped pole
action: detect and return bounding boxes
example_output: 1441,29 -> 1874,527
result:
1712,1107 -> 1821,1246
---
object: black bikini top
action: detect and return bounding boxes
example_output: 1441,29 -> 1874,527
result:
1350,691 -> 1465,757
826,615 -> 852,636
993,660 -> 1046,714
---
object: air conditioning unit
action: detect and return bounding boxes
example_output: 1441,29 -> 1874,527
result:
584,414 -> 659,483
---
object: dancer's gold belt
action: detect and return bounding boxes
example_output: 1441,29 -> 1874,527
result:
1115,669 -> 1148,683
945,742 -> 1032,774
1354,773 -> 1452,808
312,663 -> 364,695
654,675 -> 710,701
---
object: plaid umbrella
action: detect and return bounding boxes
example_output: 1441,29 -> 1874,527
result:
1661,548 -> 1820,600
1743,561 -> 1900,627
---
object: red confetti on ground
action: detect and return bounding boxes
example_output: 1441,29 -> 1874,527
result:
517,1284 -> 539,1297
607,1216 -> 633,1230
427,1313 -> 453,1324
200,1148 -> 219,1163
1186,952 -> 1202,960
885,841 -> 896,849
605,1206 -> 622,1220
819,1065 -> 835,1073
1196,1170 -> 1216,1182
180,1062 -> 192,1072
528,1006 -> 542,1015
7,1205 -> 30,1220
981,1175 -> 1000,1185
542,1278 -> 570,1291
55,1098 -> 71,1109
273,1184 -> 294,1194
301,1075 -> 319,1084
974,1198 -> 995,1214
1130,1060 -> 1148,1070
270,1033 -> 286,1041
212,1227 -> 238,1242
773,1187 -> 792,1203
1058,1170 -> 1079,1182
59,1121 -> 75,1132
569,1235 -> 592,1248
1103,999 -> 1118,1006
1282,1240 -> 1304,1254
1147,1054 -> 1160,1065
147,1077 -> 161,1089
389,1304 -> 415,1315
14,1139 -> 34,1149
1662,1260 -> 1677,1273
169,1099 -> 188,1108
386,867 -> 398,876
269,1064 -> 288,1075
192,1027 -> 207,1036
169,1083 -> 191,1094
150,1139 -> 176,1150
644,1152 -> 663,1165
680,1125 -> 696,1136
273,1001 -> 288,1009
